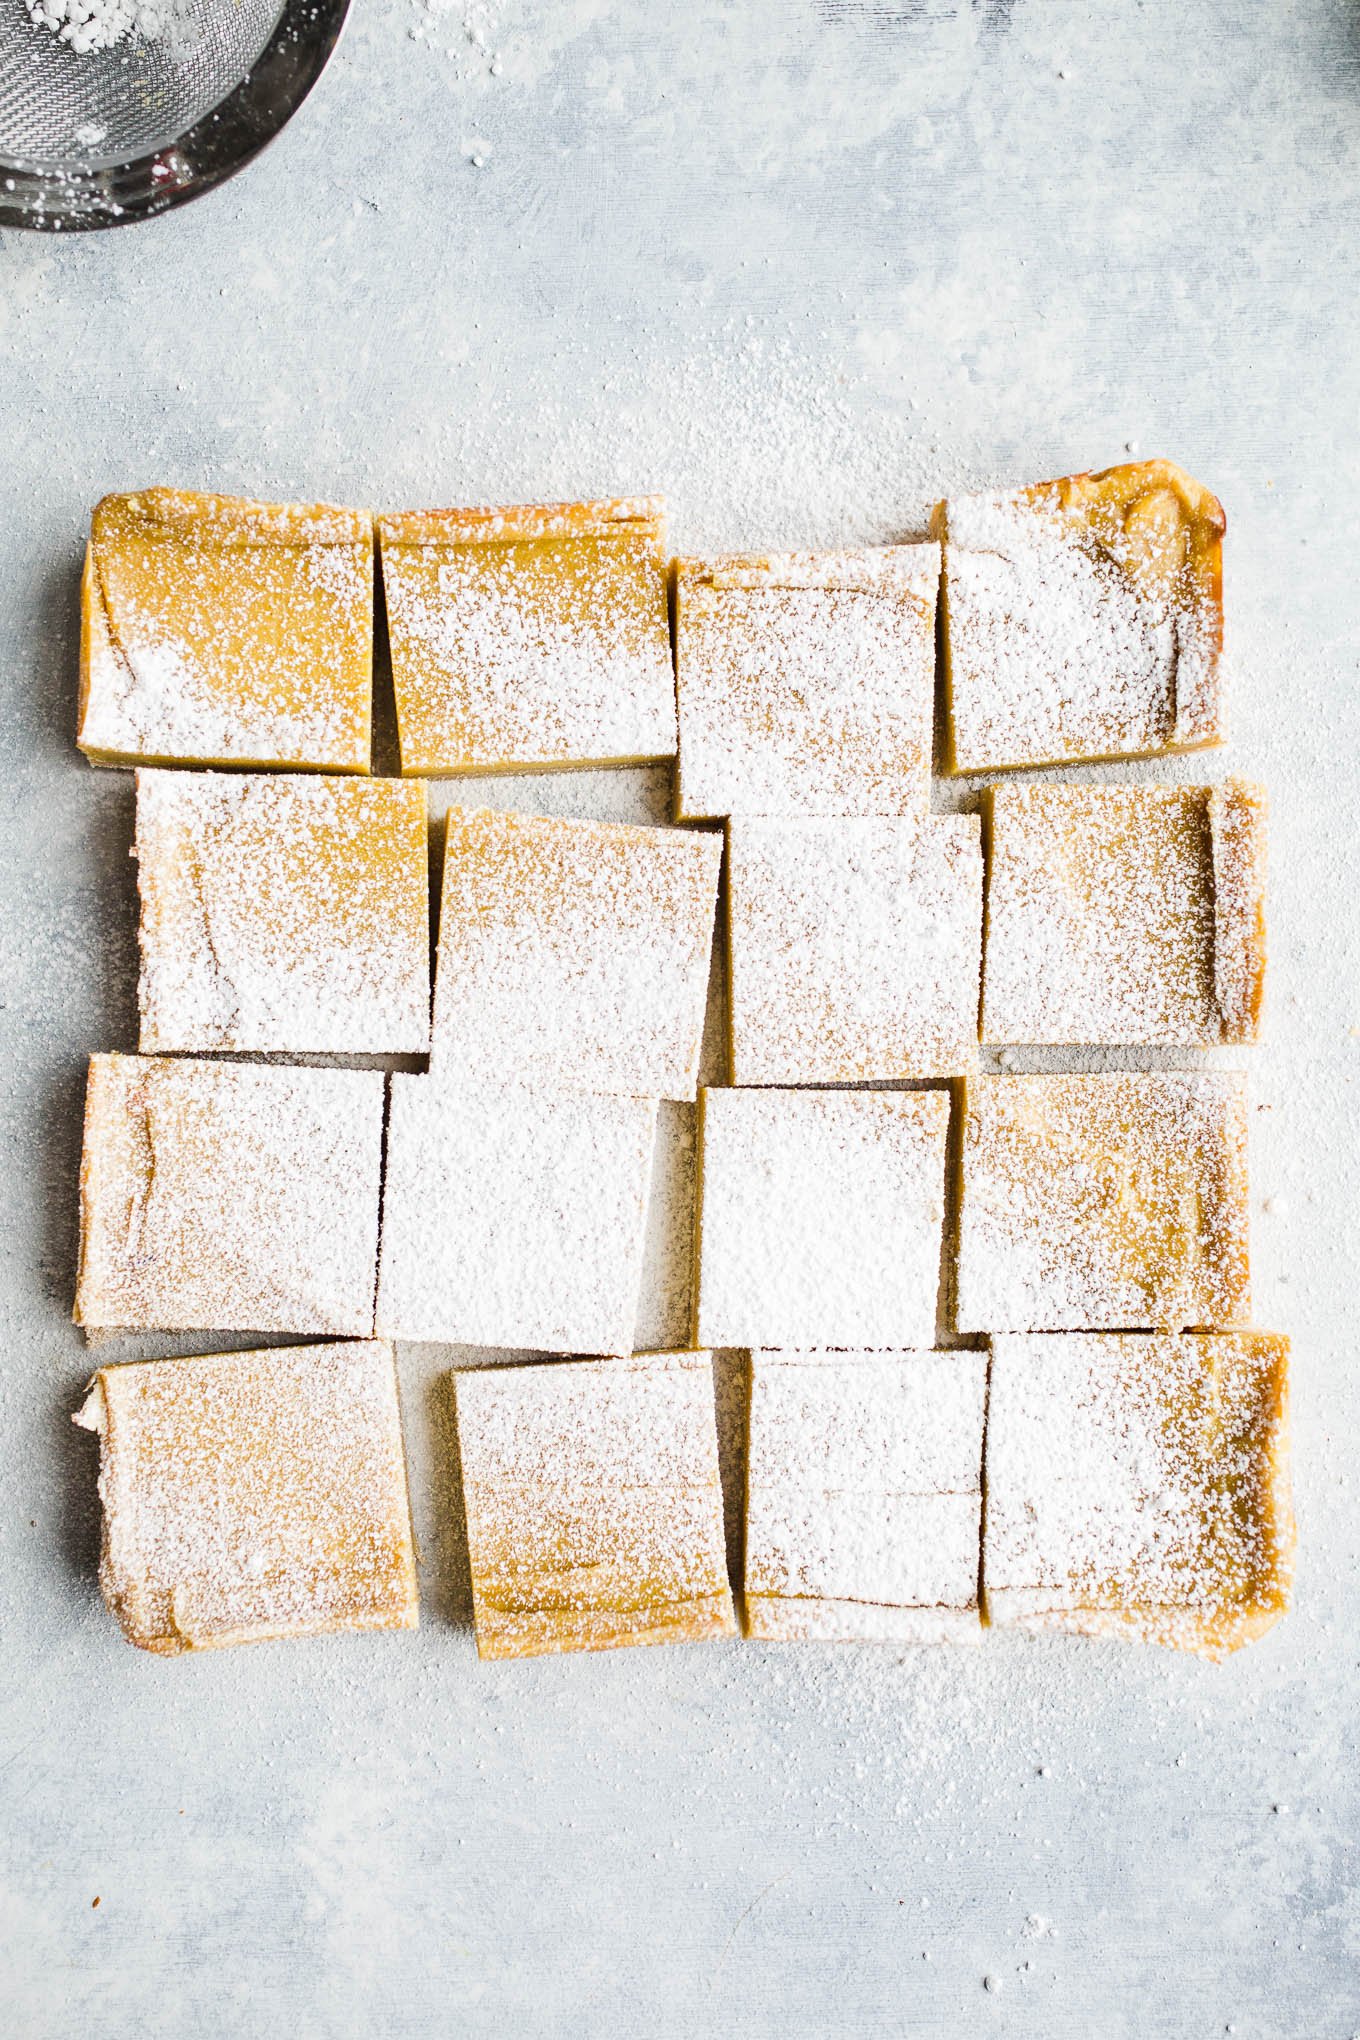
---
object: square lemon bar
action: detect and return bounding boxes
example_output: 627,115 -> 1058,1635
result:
433,806 -> 721,1099
75,1055 -> 384,1337
376,1077 -> 658,1353
955,1072 -> 1250,1334
456,1354 -> 735,1659
674,545 -> 939,819
982,780 -> 1266,1047
935,459 -> 1225,773
78,490 -> 373,771
378,497 -> 675,774
695,1088 -> 950,1349
726,814 -> 983,1083
136,770 -> 431,1056
745,1350 -> 986,1641
75,1340 -> 418,1655
984,1332 -> 1293,1659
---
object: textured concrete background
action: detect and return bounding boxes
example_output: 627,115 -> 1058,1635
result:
2,3 -> 1359,2034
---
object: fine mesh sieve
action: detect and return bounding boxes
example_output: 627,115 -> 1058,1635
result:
0,0 -> 350,228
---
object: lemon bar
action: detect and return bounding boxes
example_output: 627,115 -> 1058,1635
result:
74,1055 -> 384,1337
695,1088 -> 950,1349
75,1341 -> 418,1654
955,1072 -> 1250,1333
78,490 -> 373,771
432,806 -> 721,1098
982,780 -> 1267,1046
936,459 -> 1225,773
378,497 -> 674,774
674,546 -> 939,819
744,1350 -> 986,1641
456,1353 -> 735,1660
136,770 -> 431,1056
984,1332 -> 1292,1659
726,814 -> 983,1083
376,1077 -> 658,1353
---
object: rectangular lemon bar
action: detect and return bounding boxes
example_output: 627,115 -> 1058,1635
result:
75,1340 -> 418,1655
674,546 -> 939,819
136,770 -> 431,1056
981,780 -> 1266,1047
432,805 -> 721,1099
744,1350 -> 986,1641
695,1087 -> 950,1350
456,1354 -> 735,1660
78,489 -> 374,772
983,1332 -> 1293,1659
75,1054 -> 384,1337
726,814 -> 983,1083
378,497 -> 675,774
376,1076 -> 658,1353
935,460 -> 1225,773
955,1072 -> 1250,1333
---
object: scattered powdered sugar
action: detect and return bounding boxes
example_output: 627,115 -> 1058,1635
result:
75,1054 -> 385,1337
432,804 -> 721,1099
674,547 -> 938,819
24,0 -> 181,54
980,783 -> 1231,1048
985,1332 -> 1292,1657
136,770 -> 431,1056
76,1341 -> 418,1653
955,1072 -> 1252,1333
695,1087 -> 950,1349
379,503 -> 675,772
454,1354 -> 734,1657
726,813 -> 983,1083
376,1075 -> 659,1353
744,1350 -> 986,1639
79,491 -> 372,771
942,483 -> 1220,771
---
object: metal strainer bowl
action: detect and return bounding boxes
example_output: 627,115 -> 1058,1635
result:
0,0 -> 350,229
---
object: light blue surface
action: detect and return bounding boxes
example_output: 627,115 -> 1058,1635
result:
2,4 -> 1358,2033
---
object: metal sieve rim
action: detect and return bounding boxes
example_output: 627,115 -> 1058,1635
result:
0,0 -> 351,231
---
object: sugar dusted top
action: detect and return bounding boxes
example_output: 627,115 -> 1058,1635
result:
984,1331 -> 1292,1657
379,495 -> 675,773
136,770 -> 431,1056
75,1054 -> 384,1337
675,544 -> 939,818
955,1071 -> 1251,1333
696,1086 -> 951,1349
940,459 -> 1225,772
79,489 -> 373,771
77,1340 -> 417,1653
726,813 -> 983,1082
433,805 -> 721,1099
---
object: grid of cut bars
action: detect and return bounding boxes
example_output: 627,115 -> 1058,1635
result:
71,467 -> 1290,1665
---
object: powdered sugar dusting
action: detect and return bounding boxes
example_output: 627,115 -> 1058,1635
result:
75,1055 -> 384,1336
942,481 -> 1220,771
379,504 -> 675,772
985,1332 -> 1292,1658
955,1072 -> 1251,1333
982,784 -> 1215,1047
77,1341 -> 418,1653
376,1076 -> 659,1352
727,814 -> 983,1083
432,805 -> 721,1099
79,491 -> 372,771
136,771 -> 431,1055
696,1087 -> 950,1349
675,546 -> 938,818
745,1350 -> 986,1639
455,1353 -> 735,1658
